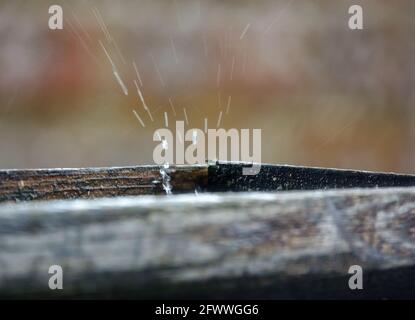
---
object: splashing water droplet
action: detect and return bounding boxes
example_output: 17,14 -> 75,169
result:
159,139 -> 172,195
162,139 -> 168,150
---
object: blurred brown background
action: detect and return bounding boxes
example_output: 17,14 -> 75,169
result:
1,0 -> 415,172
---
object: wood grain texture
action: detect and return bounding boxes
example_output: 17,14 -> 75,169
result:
1,187 -> 415,298
0,165 -> 208,203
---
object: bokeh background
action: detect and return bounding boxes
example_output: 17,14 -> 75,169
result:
1,0 -> 415,172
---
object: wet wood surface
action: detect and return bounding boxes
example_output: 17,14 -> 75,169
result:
1,187 -> 415,298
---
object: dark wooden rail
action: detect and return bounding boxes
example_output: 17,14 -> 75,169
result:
2,161 -> 415,202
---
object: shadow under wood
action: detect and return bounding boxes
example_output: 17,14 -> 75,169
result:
4,264 -> 415,300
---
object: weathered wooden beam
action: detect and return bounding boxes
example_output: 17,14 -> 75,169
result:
1,187 -> 415,298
